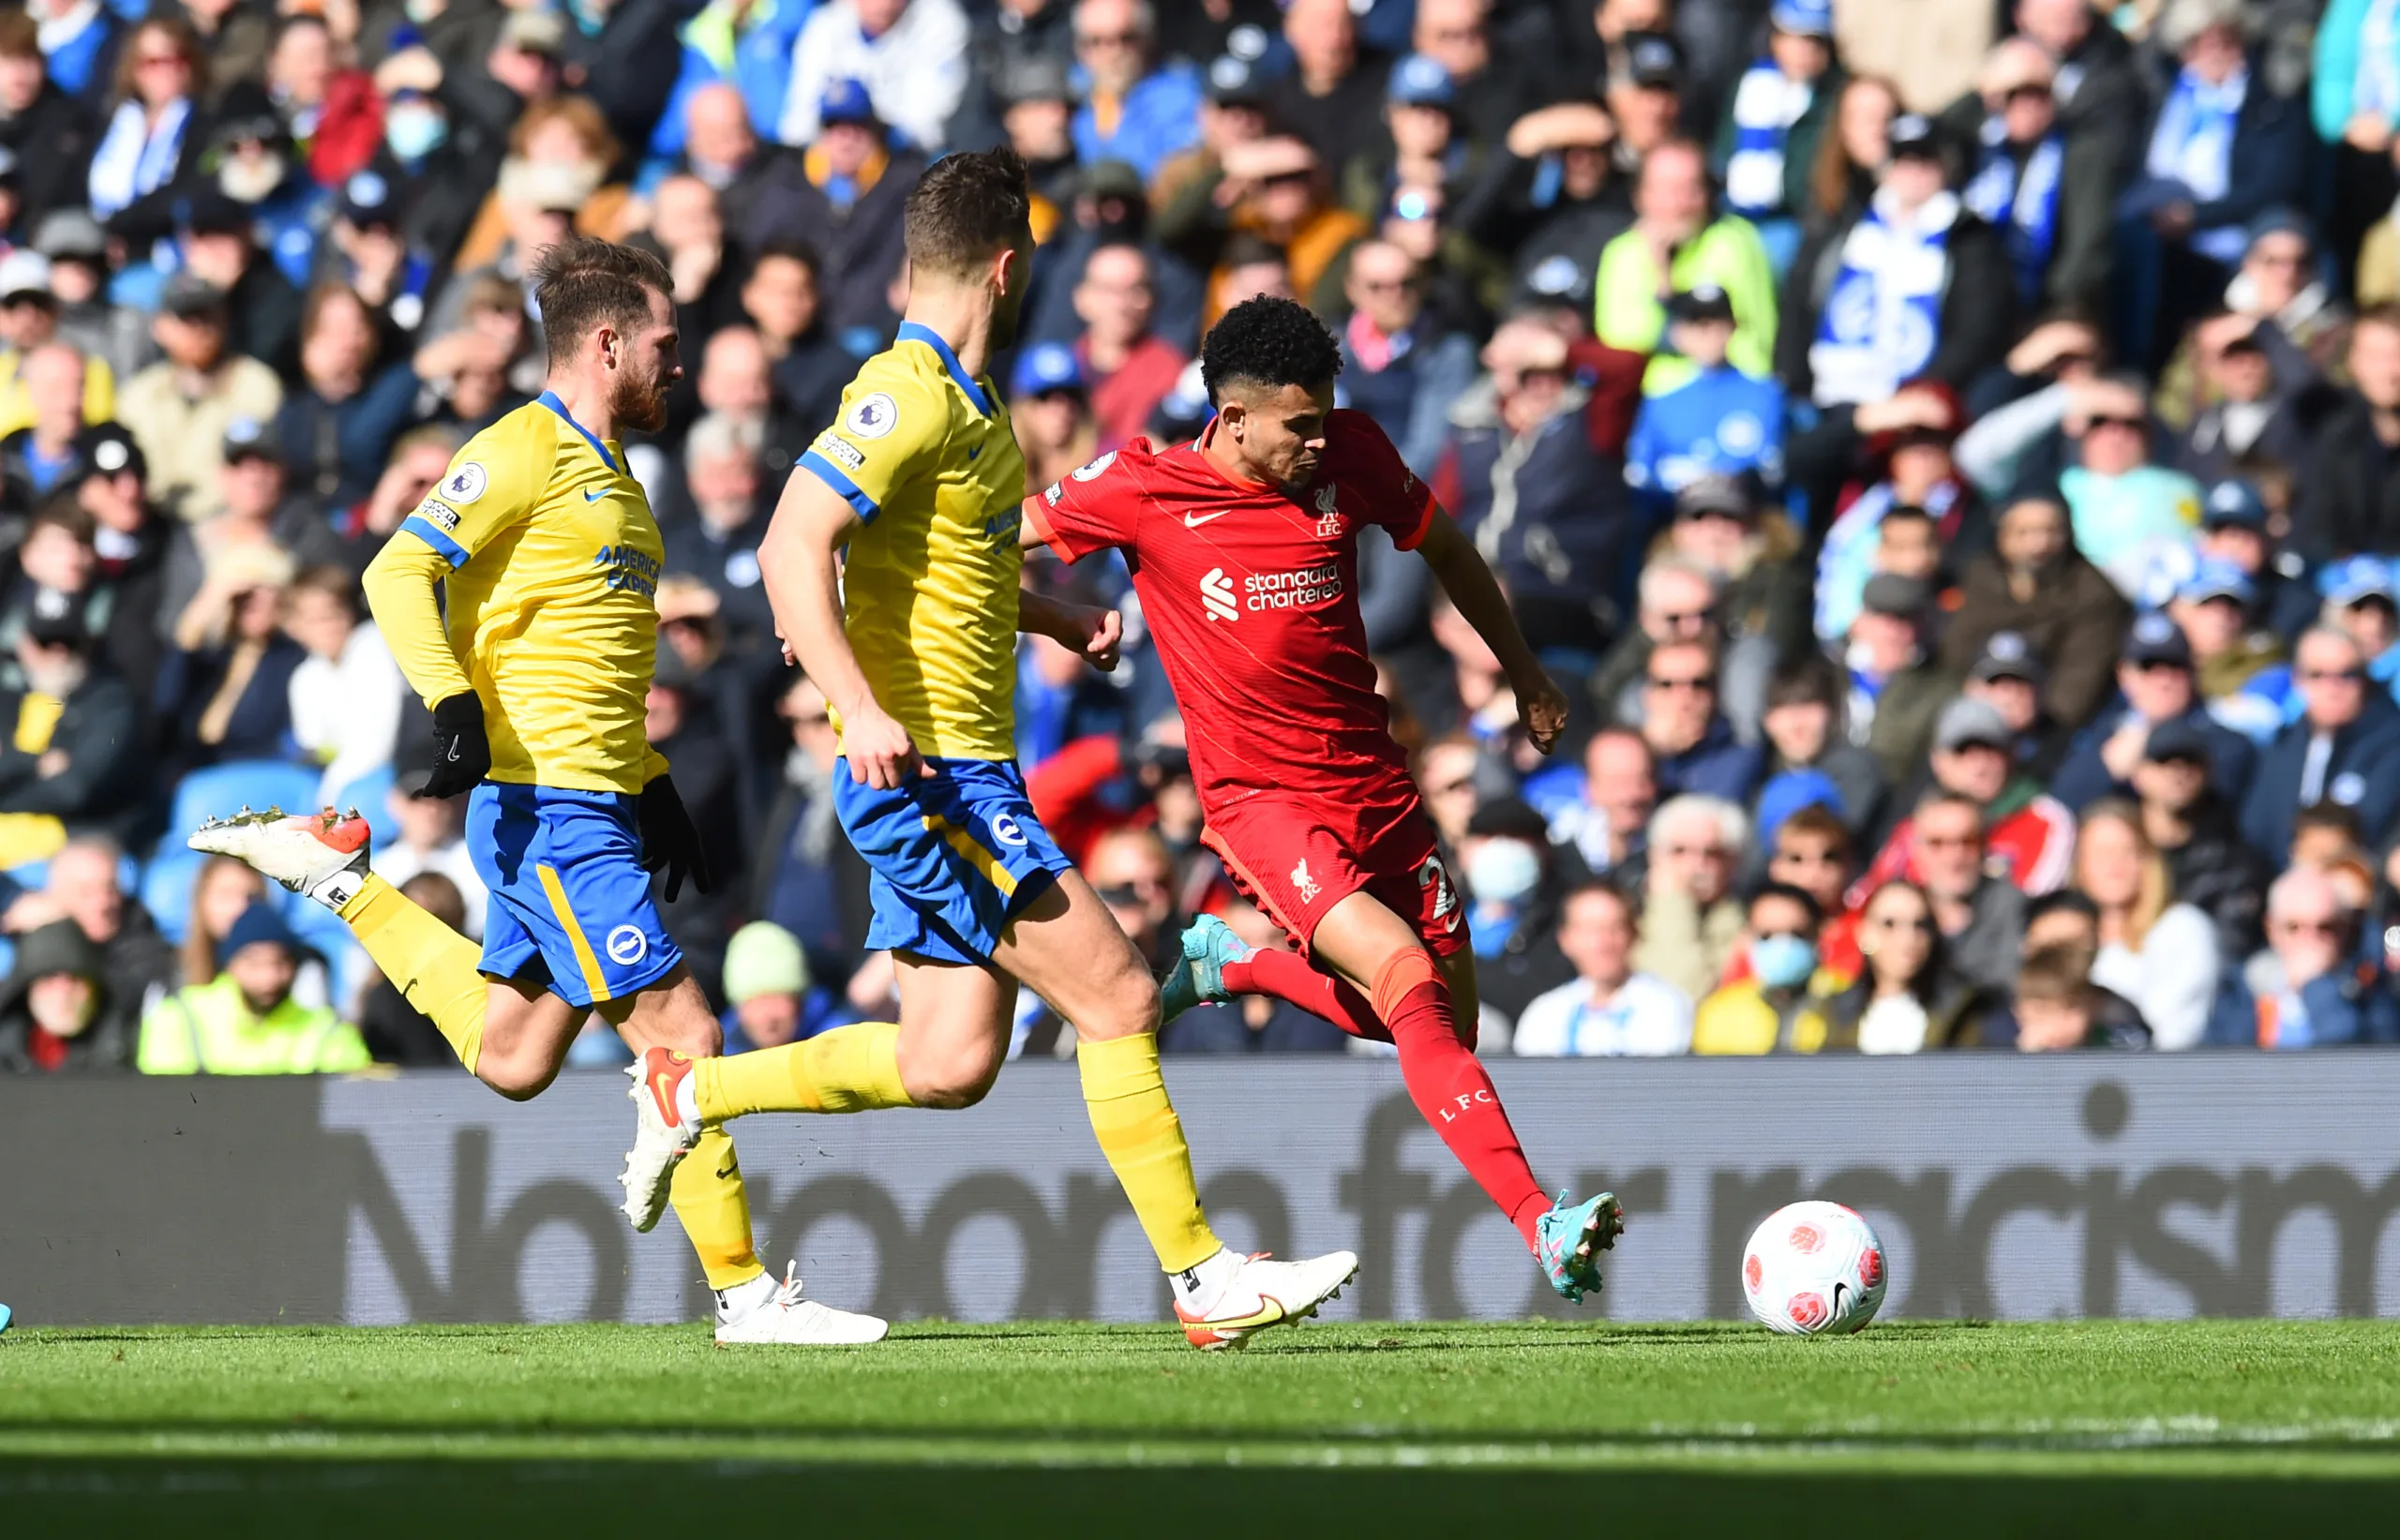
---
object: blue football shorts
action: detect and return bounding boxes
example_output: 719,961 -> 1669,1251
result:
832,755 -> 1073,965
468,782 -> 682,1008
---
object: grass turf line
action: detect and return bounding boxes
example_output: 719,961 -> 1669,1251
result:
6,1321 -> 2399,1535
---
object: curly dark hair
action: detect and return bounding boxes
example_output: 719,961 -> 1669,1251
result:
1201,295 -> 1343,404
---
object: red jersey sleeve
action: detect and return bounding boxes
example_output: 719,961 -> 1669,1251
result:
1328,410 -> 1437,550
1025,441 -> 1151,563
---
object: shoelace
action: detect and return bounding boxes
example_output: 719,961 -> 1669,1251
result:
768,1262 -> 807,1312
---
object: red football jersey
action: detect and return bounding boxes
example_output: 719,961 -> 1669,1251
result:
1028,410 -> 1435,819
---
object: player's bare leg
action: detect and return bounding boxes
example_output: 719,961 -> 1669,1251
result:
1296,890 -> 1623,1301
994,871 -> 1358,1347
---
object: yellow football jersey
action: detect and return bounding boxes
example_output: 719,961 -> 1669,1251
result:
397,392 -> 667,795
798,322 -> 1027,762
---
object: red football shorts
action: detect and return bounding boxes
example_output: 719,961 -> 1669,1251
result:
1201,793 -> 1467,960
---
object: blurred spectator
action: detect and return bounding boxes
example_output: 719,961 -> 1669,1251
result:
1710,0 -> 1839,277
136,901 -> 367,1073
1164,133 -> 1366,322
2116,0 -> 2311,370
2012,942 -> 2150,1050
740,244 -> 851,433
1847,573 -> 1956,783
1268,0 -> 1389,178
2048,377 -> 2205,598
117,275 -> 283,521
1869,697 -> 2078,896
1765,803 -> 1863,977
0,606 -> 140,843
1657,476 -> 1809,702
1632,792 -> 1745,1001
1012,342 -> 1098,497
284,565 -> 402,809
85,15 -> 202,219
1952,37 -> 2114,317
774,80 -> 922,341
178,853 -> 262,989
1065,0 -> 1198,180
721,918 -> 862,1054
2208,865 -> 2400,1045
666,408 -> 777,638
0,343 -> 96,505
2168,331 -> 2313,498
0,254 -> 114,439
1626,291 -> 1786,509
0,15 -> 98,253
1806,73 -> 1897,232
1602,30 -> 1685,180
2132,712 -> 2274,959
1812,384 -> 1970,642
1339,239 -> 1474,476
753,672 -> 871,983
451,96 -> 633,277
40,212 -> 150,385
1942,491 -> 2132,727
2194,478 -> 2318,640
1782,113 -> 2014,410
1896,787 -> 2028,994
1547,725 -> 1656,882
1597,138 -> 1776,393
1455,796 -> 1571,1025
158,418 -> 341,628
2073,798 -> 2223,1049
1693,880 -> 1847,1054
1759,654 -> 1886,840
1824,877 -> 2002,1051
2168,558 -> 2291,740
2242,626 -> 2400,858
1511,880 -> 1692,1055
0,919 -> 131,1073
1439,318 -> 1628,655
167,187 -> 306,378
23,834 -> 175,1004
782,0 -> 970,152
1487,100 -> 1624,307
964,29 -> 1078,207
370,779 -> 486,941
2158,215 -> 2346,434
354,871 -> 469,1066
1638,638 -> 1762,803
157,545 -> 299,773
1073,242 -> 1184,448
275,283 -> 420,509
2016,0 -> 2145,175
2295,306 -> 2400,561
2053,613 -> 2258,810
659,83 -> 806,260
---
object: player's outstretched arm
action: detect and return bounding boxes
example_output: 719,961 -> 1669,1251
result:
758,467 -> 922,789
1413,505 -> 1569,755
1016,589 -> 1122,672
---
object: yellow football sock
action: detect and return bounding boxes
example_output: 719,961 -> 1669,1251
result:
669,1127 -> 765,1292
692,1022 -> 915,1120
1077,1032 -> 1222,1275
339,874 -> 488,1074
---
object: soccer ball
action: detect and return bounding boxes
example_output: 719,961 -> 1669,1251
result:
1741,1201 -> 1887,1336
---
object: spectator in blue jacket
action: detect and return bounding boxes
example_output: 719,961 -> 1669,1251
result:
641,0 -> 809,175
1626,284 -> 1785,521
2051,611 -> 2258,809
2318,555 -> 2400,700
2241,626 -> 2400,860
2115,0 -> 2313,370
1640,639 -> 1765,805
1067,0 -> 1200,181
2206,865 -> 2400,1046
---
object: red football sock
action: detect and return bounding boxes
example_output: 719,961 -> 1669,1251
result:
1221,949 -> 1391,1042
1370,950 -> 1548,1248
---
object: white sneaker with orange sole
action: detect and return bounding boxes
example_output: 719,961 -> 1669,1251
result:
1176,1249 -> 1359,1350
622,1046 -> 702,1233
188,806 -> 372,911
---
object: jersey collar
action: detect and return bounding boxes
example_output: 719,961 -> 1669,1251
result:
537,390 -> 621,474
895,321 -> 993,418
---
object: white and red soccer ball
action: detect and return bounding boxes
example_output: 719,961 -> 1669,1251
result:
1741,1201 -> 1888,1336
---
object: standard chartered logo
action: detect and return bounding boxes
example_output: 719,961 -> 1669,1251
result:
1200,567 -> 1238,622
1244,563 -> 1342,609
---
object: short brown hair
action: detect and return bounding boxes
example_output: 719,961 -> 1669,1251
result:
111,18 -> 208,109
1775,804 -> 1851,856
2016,944 -> 2097,1009
530,237 -> 671,367
289,564 -> 360,614
0,10 -> 38,59
904,147 -> 1032,280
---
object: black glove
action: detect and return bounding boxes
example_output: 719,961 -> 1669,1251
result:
637,774 -> 712,902
416,692 -> 491,800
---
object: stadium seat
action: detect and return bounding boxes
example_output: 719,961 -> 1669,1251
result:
144,762 -> 328,944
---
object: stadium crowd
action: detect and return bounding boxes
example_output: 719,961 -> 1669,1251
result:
4,0 -> 2400,1077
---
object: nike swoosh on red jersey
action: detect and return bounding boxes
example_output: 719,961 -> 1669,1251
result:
1182,511 -> 1229,529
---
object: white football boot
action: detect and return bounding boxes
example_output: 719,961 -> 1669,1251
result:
188,806 -> 372,911
1175,1248 -> 1359,1350
714,1263 -> 890,1346
622,1046 -> 704,1233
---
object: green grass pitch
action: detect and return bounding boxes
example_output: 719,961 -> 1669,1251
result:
6,1319 -> 2399,1536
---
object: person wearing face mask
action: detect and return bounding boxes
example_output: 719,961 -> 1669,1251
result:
1692,882 -> 1846,1054
1509,881 -> 1692,1056
1456,797 -> 1574,1031
0,917 -> 133,1072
